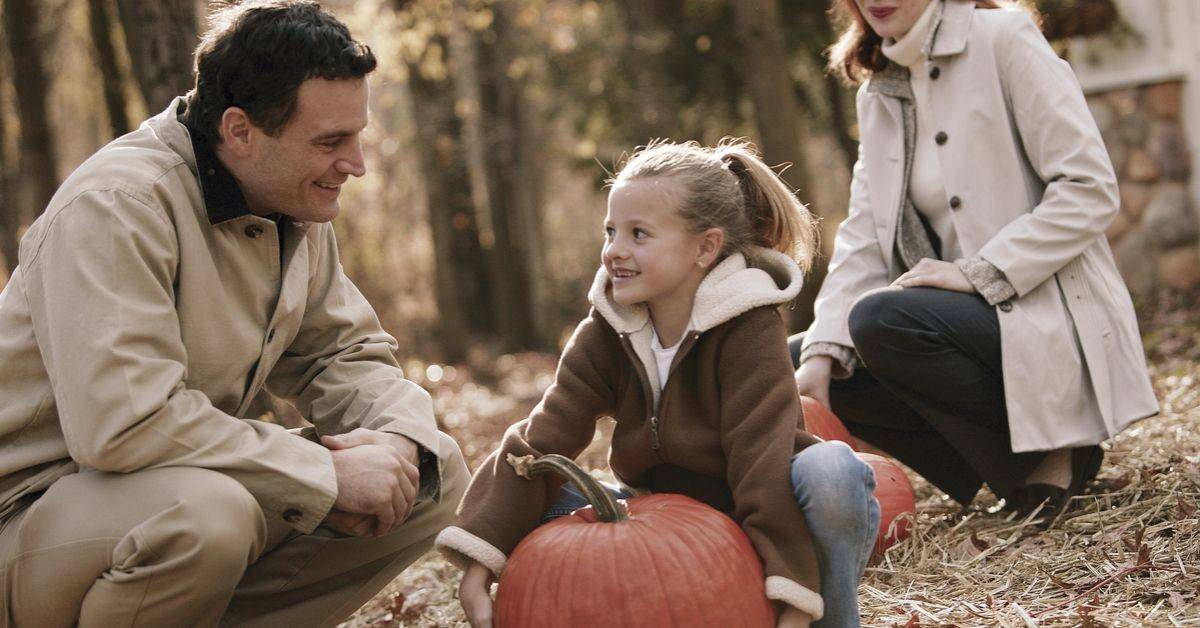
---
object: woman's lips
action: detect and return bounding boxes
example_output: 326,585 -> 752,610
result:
869,6 -> 897,19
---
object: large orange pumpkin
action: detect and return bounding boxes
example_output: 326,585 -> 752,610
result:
800,396 -> 857,448
857,453 -> 916,556
496,454 -> 776,628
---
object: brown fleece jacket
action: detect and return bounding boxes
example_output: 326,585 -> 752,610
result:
437,250 -> 825,617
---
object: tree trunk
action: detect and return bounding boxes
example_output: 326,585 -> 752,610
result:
88,0 -> 131,137
0,64 -> 18,274
447,4 -> 543,351
114,0 -> 197,113
408,67 -> 484,363
3,0 -> 58,225
491,2 -> 552,350
730,0 -> 820,330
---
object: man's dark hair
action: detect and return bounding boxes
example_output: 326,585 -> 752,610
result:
183,0 -> 376,145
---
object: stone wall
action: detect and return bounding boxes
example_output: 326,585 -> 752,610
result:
1088,80 -> 1198,295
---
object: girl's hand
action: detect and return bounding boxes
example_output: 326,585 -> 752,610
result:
795,356 -> 833,410
777,606 -> 813,628
891,258 -> 974,293
459,561 -> 496,628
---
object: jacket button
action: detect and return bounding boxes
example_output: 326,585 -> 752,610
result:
949,196 -> 962,209
282,508 -> 303,523
935,131 -> 948,145
998,301 -> 1013,312
929,66 -> 941,79
245,224 -> 265,239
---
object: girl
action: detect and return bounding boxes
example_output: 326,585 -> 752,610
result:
794,0 -> 1157,525
437,140 -> 881,628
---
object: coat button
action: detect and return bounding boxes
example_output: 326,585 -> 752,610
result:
245,224 -> 265,239
998,301 -> 1013,312
929,66 -> 941,79
949,196 -> 962,209
282,508 -> 303,523
935,131 -> 948,145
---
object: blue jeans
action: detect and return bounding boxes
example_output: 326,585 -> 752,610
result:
791,440 -> 879,628
542,441 -> 879,627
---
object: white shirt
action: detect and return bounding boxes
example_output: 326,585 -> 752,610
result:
882,0 -> 963,260
650,328 -> 681,394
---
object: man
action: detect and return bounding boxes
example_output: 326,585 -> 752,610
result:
0,2 -> 468,625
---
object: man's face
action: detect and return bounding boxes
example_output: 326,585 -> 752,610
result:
239,77 -> 369,223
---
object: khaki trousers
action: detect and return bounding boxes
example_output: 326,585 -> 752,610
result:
0,432 -> 468,627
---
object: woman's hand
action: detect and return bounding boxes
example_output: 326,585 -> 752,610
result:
459,561 -> 496,628
891,258 -> 974,293
777,606 -> 813,628
795,355 -> 833,410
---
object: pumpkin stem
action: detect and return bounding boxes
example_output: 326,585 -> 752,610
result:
507,453 -> 630,522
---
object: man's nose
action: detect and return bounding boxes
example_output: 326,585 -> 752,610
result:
336,137 -> 367,177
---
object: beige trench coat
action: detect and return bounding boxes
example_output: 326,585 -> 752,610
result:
0,100 -> 448,530
804,0 -> 1158,452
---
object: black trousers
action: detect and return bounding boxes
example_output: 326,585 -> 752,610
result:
790,287 -> 1046,505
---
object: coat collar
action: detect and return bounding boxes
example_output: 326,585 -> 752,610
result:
866,0 -> 974,97
931,0 -> 974,58
587,247 -> 804,335
147,97 -> 284,227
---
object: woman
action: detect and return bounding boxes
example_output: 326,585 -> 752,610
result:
793,0 -> 1158,523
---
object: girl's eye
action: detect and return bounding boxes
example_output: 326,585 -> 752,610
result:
604,226 -> 615,239
633,228 -> 648,239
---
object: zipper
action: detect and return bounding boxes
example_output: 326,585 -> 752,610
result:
618,330 -> 701,462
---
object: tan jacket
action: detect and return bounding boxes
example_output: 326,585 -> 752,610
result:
0,100 -> 447,533
804,0 -> 1158,452
437,250 -> 827,618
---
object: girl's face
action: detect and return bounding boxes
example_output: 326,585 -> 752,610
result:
602,178 -> 713,310
853,0 -> 933,40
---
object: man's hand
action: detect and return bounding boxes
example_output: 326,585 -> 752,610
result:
891,258 -> 974,293
795,355 -> 833,410
324,509 -> 376,537
322,429 -> 421,536
459,561 -> 495,628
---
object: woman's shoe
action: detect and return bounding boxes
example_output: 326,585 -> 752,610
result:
1018,445 -> 1103,528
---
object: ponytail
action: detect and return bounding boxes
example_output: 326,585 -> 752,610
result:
715,143 -> 819,274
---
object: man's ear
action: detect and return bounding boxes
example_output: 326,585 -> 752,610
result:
219,107 -> 254,158
697,227 -> 725,269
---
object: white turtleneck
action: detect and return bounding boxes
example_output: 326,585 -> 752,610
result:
881,0 -> 962,261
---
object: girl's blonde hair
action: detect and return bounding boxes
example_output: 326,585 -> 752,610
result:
609,139 -> 818,273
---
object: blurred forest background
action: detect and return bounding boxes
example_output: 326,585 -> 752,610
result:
0,0 -> 1173,369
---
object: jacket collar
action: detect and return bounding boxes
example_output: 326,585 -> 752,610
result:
148,97 -> 255,225
587,247 -> 804,335
931,0 -> 974,58
866,0 -> 973,97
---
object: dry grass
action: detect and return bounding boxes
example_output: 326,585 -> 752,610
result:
342,295 -> 1200,628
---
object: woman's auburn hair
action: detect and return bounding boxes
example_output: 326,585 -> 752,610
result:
825,0 -> 1035,85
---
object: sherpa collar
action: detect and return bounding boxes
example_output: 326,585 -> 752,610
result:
587,246 -> 803,336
